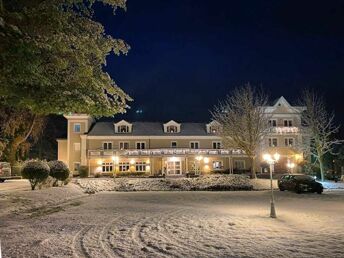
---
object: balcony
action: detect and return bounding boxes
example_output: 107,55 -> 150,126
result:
268,126 -> 299,134
88,148 -> 245,158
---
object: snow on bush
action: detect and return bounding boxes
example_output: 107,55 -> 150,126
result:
21,160 -> 50,190
75,175 -> 253,194
48,160 -> 70,185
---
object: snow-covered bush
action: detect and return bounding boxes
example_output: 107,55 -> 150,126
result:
21,160 -> 50,190
48,160 -> 70,186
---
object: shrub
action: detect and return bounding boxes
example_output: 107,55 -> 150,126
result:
94,173 -> 101,178
63,177 -> 71,185
48,160 -> 70,186
114,171 -> 150,177
79,166 -> 89,178
21,160 -> 50,190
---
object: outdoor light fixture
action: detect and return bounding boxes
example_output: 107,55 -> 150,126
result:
263,152 -> 280,218
170,156 -> 178,162
97,159 -> 103,165
203,157 -> 209,164
130,159 -> 135,165
112,156 -> 119,164
195,156 -> 203,161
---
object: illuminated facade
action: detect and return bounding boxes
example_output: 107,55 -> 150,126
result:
57,97 -> 306,176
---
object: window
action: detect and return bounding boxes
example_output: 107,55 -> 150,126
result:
284,120 -> 293,127
171,141 -> 177,148
102,162 -> 113,172
268,138 -> 278,147
74,143 -> 80,151
210,126 -> 219,133
119,162 -> 130,172
284,138 -> 294,147
190,141 -> 199,149
103,142 -> 113,150
213,161 -> 223,170
118,125 -> 129,133
136,142 -> 146,150
167,125 -> 177,133
212,141 -> 221,149
234,160 -> 245,170
135,162 -> 147,172
73,123 -> 81,132
74,162 -> 80,172
119,142 -> 130,150
268,120 -> 277,127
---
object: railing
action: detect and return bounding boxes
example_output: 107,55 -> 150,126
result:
88,148 -> 245,157
268,126 -> 299,134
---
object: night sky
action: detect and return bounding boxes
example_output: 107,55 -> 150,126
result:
96,0 -> 344,124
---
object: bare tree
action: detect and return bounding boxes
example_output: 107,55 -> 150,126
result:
211,84 -> 270,178
299,89 -> 343,181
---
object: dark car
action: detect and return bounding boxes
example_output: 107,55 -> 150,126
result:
278,174 -> 323,194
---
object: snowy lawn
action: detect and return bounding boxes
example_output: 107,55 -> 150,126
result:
75,175 -> 279,193
0,182 -> 343,258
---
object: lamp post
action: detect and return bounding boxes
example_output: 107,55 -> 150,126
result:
263,152 -> 280,218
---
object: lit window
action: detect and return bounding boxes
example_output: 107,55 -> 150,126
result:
119,142 -> 130,150
102,162 -> 113,172
171,141 -> 177,148
212,141 -> 221,149
73,123 -> 81,132
135,162 -> 147,172
167,126 -> 177,133
212,161 -> 223,170
74,143 -> 80,151
190,141 -> 199,149
119,162 -> 130,172
103,142 -> 113,150
234,160 -> 245,170
285,138 -> 294,147
210,126 -> 218,133
268,138 -> 278,147
118,125 -> 129,133
136,142 -> 145,150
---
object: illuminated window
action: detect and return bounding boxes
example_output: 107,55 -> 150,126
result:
102,162 -> 113,172
118,125 -> 129,133
167,126 -> 177,133
212,161 -> 223,170
73,123 -> 81,132
119,162 -> 130,172
135,162 -> 147,172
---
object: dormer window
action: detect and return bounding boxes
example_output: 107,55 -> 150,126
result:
210,126 -> 218,134
114,120 -> 132,133
206,120 -> 221,134
163,120 -> 181,133
167,126 -> 177,133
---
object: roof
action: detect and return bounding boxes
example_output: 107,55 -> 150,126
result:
88,122 -> 213,136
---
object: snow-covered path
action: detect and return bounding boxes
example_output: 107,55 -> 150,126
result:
1,190 -> 344,257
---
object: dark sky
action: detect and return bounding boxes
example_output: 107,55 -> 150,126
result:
96,0 -> 344,124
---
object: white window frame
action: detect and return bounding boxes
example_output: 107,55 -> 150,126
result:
234,160 -> 245,170
268,119 -> 277,127
212,160 -> 223,170
74,143 -> 80,151
118,125 -> 129,133
119,162 -> 130,172
212,141 -> 222,149
171,141 -> 177,148
119,141 -> 130,150
167,125 -> 178,133
102,162 -> 113,172
73,123 -> 81,133
190,141 -> 200,149
135,161 -> 147,172
268,138 -> 278,147
284,138 -> 294,147
73,162 -> 80,172
284,119 -> 293,127
103,141 -> 113,150
136,141 -> 146,150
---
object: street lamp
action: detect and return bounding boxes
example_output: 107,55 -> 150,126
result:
263,152 -> 280,218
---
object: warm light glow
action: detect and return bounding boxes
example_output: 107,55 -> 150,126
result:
195,156 -> 203,161
169,156 -> 179,162
263,153 -> 272,162
204,165 -> 210,171
287,162 -> 295,169
146,159 -> 150,164
130,159 -> 135,165
203,157 -> 209,164
146,165 -> 151,171
112,156 -> 119,164
273,153 -> 280,161
97,159 -> 103,165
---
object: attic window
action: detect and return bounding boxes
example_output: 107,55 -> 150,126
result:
167,126 -> 177,133
210,126 -> 218,133
118,125 -> 129,133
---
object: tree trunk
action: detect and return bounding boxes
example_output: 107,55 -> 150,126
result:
319,156 -> 325,182
251,156 -> 257,179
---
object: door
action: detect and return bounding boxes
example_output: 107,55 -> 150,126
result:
166,161 -> 182,175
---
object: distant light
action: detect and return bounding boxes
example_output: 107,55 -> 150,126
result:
135,109 -> 143,114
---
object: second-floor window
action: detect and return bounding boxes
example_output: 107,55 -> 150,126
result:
284,120 -> 293,127
103,142 -> 113,150
171,141 -> 177,148
268,120 -> 277,127
73,123 -> 81,132
119,142 -> 130,150
102,162 -> 113,172
285,138 -> 294,147
190,141 -> 199,149
212,141 -> 221,149
136,142 -> 146,149
268,138 -> 278,147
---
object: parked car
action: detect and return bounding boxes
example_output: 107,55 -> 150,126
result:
278,174 -> 323,194
0,162 -> 12,183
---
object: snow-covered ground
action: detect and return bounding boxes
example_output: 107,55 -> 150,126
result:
1,180 -> 343,258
